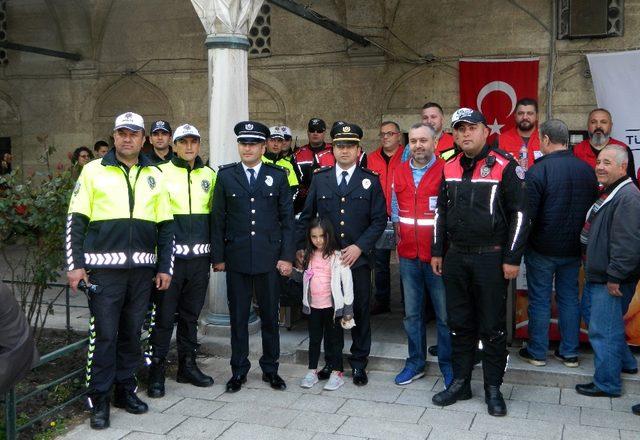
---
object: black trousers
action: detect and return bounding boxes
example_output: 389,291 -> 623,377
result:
226,269 -> 280,376
348,265 -> 372,369
149,257 -> 210,359
308,307 -> 344,371
442,249 -> 508,386
86,268 -> 154,395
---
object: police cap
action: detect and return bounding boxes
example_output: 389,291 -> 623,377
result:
234,121 -> 270,144
331,122 -> 363,144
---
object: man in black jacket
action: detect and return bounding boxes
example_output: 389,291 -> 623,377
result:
519,119 -> 598,368
576,144 -> 640,398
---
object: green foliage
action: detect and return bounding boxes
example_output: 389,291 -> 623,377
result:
0,138 -> 75,341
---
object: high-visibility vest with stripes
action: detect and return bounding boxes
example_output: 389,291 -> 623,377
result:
66,149 -> 174,273
159,156 -> 216,259
393,158 -> 444,262
262,155 -> 299,187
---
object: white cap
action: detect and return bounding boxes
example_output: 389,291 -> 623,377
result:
269,126 -> 284,139
173,124 -> 201,143
114,112 -> 145,132
280,126 -> 292,139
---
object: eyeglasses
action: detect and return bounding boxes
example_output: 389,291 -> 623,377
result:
309,130 -> 325,134
379,131 -> 399,138
79,154 -> 90,158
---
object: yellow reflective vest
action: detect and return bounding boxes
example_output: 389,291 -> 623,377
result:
159,156 -> 216,259
66,149 -> 174,274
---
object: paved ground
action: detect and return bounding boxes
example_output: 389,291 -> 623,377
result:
60,357 -> 640,440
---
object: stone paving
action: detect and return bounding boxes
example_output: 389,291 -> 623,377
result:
60,356 -> 640,440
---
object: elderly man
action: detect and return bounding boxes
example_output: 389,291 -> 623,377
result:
573,108 -> 636,183
495,98 -> 541,169
576,145 -> 640,398
519,119 -> 598,368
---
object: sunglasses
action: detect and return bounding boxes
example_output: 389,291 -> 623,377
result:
309,129 -> 325,134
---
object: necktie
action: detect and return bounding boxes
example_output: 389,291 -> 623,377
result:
339,170 -> 349,194
248,168 -> 256,188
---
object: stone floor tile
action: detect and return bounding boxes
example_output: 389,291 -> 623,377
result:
291,393 -> 347,413
208,401 -> 300,428
216,422 -> 315,440
164,416 -> 233,439
511,384 -> 561,404
426,426 -> 487,440
621,430 -> 640,440
471,414 -> 563,440
418,407 -> 475,430
610,393 -> 640,413
443,396 -> 530,418
560,388 -> 612,409
527,402 -> 580,424
337,398 -> 425,423
215,387 -> 302,408
310,434 -> 361,440
62,424 -> 130,440
121,433 -> 168,439
328,382 -> 403,403
108,410 -> 186,434
163,397 -> 224,418
338,416 -> 432,440
286,410 -> 348,433
163,381 -> 227,401
486,435 -> 540,440
580,406 -> 640,431
396,389 -> 439,408
561,424 -> 621,440
145,394 -> 184,413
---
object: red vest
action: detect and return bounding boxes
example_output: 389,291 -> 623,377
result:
436,132 -> 455,155
367,145 -> 405,215
293,143 -> 332,166
497,127 -> 541,168
573,137 -> 628,169
394,158 -> 444,262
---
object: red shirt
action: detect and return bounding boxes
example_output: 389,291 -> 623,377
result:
573,137 -> 628,169
497,127 -> 541,168
367,144 -> 405,215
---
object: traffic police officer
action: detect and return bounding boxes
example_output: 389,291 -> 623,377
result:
430,108 -> 528,417
147,120 -> 173,164
296,122 -> 387,386
66,112 -> 174,429
211,121 -> 295,393
146,124 -> 216,398
264,126 -> 300,197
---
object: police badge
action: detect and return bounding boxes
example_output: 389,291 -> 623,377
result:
480,165 -> 491,178
147,176 -> 156,189
201,179 -> 210,192
265,175 -> 273,187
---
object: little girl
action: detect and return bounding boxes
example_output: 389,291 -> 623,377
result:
291,217 -> 354,390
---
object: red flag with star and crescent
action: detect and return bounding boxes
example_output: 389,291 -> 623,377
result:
459,58 -> 539,144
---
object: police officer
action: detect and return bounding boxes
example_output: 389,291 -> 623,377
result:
66,112 -> 174,429
211,121 -> 295,393
146,124 -> 216,398
293,118 -> 333,213
296,122 -> 387,386
147,120 -> 173,164
430,108 -> 527,417
264,126 -> 300,197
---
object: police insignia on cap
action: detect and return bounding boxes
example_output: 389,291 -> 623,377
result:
265,175 -> 273,187
246,123 -> 254,130
343,126 -> 351,133
201,180 -> 210,192
147,176 -> 156,189
515,166 -> 526,180
312,119 -> 319,124
184,124 -> 191,131
480,165 -> 490,178
157,121 -> 165,127
125,112 -> 133,119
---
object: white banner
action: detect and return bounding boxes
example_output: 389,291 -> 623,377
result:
587,50 -> 640,171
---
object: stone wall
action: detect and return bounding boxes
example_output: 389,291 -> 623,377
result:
1,0 -> 639,169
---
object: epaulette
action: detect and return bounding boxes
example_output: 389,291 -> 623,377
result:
361,167 -> 379,177
490,147 -> 516,162
263,161 -> 287,173
218,162 -> 238,171
314,165 -> 333,174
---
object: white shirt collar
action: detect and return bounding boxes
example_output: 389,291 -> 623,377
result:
242,161 -> 262,176
335,163 -> 357,184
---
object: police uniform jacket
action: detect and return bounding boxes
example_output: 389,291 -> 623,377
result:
211,162 -> 295,274
159,156 -> 216,259
296,166 -> 387,269
432,145 -> 528,265
66,149 -> 174,274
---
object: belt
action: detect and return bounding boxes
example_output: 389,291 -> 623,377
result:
449,243 -> 502,254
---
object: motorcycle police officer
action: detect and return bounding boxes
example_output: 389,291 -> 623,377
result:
211,121 -> 295,393
296,122 -> 387,385
66,112 -> 174,429
146,124 -> 216,398
430,108 -> 528,416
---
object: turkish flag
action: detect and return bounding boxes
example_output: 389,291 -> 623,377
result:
459,58 -> 539,144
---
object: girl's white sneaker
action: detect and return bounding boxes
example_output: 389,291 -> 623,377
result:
323,371 -> 345,391
300,370 -> 319,388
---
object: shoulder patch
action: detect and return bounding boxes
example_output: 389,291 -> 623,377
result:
263,161 -> 287,173
515,166 -> 526,180
491,147 -> 516,162
314,165 -> 333,174
361,167 -> 379,177
218,162 -> 238,171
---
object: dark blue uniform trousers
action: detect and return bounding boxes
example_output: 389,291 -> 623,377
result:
87,268 -> 154,395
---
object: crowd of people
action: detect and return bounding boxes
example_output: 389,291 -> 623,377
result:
62,99 -> 640,430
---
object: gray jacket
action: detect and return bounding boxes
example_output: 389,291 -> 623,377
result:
585,178 -> 640,284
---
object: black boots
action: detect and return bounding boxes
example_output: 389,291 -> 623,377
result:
147,357 -> 166,398
89,394 -> 110,430
113,386 -> 149,414
485,385 -> 507,416
432,378 -> 472,406
177,352 -> 214,387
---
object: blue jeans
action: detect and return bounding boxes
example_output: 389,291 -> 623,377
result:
524,249 -> 581,360
399,257 -> 453,386
581,282 -> 638,395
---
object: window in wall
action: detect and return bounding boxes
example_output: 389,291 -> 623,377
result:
249,3 -> 271,58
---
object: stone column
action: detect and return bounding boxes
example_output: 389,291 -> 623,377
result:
191,0 -> 264,333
